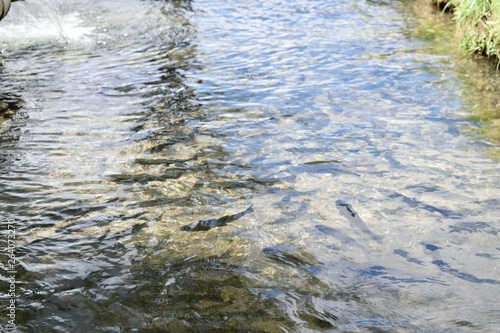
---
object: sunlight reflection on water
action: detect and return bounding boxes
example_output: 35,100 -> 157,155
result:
0,0 -> 499,332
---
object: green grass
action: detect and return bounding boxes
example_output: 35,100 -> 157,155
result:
451,0 -> 500,148
427,0 -> 500,154
447,0 -> 500,65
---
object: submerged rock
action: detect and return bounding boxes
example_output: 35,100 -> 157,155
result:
0,94 -> 24,118
181,205 -> 254,231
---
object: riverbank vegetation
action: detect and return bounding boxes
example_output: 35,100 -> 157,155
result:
440,0 -> 500,154
432,0 -> 500,66
411,0 -> 500,156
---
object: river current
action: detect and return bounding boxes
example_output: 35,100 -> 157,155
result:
0,0 -> 499,332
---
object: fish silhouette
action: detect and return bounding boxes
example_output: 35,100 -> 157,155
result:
335,200 -> 382,242
181,205 -> 254,232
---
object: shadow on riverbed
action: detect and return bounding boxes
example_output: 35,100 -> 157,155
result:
180,205 -> 254,231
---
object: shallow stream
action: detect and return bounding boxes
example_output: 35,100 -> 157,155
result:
1,0 -> 499,332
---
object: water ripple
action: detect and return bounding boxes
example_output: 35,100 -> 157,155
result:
1,0 -> 499,332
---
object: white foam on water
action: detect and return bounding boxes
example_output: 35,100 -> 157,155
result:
0,0 -> 95,49
1,0 -> 182,52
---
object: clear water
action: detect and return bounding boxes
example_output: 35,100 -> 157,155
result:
1,0 -> 499,332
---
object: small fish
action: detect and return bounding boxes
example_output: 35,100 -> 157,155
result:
335,199 -> 382,242
180,205 -> 254,232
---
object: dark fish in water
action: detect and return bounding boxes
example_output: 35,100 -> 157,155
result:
181,205 -> 254,232
335,199 -> 383,242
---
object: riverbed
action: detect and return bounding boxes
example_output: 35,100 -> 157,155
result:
1,0 -> 499,332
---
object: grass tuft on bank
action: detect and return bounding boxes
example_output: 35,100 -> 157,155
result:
433,0 -> 500,65
429,0 -> 500,153
454,0 -> 500,63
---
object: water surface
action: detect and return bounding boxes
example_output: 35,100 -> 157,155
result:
1,0 -> 499,332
